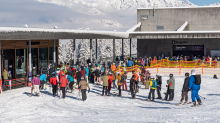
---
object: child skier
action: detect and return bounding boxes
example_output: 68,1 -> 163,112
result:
148,78 -> 157,101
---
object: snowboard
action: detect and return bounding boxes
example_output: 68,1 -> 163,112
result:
175,102 -> 192,106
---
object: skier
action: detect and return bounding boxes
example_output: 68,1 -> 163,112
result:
156,73 -> 162,99
85,66 -> 89,83
189,70 -> 202,107
130,75 -> 136,99
95,67 -> 101,85
121,71 -> 127,91
178,73 -> 190,105
108,72 -> 113,96
60,73 -> 68,99
102,73 -> 109,96
80,66 -> 87,80
39,72 -> 47,90
148,78 -> 157,101
32,74 -> 41,96
116,72 -> 122,96
166,74 -> 175,101
50,72 -> 58,97
79,77 -> 90,101
67,72 -> 75,93
76,70 -> 81,87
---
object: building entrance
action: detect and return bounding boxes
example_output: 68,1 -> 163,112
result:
173,45 -> 204,58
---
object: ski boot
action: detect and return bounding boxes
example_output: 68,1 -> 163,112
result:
183,101 -> 188,105
197,99 -> 203,105
178,101 -> 183,105
191,102 -> 197,107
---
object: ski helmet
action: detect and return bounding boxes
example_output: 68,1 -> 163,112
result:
169,74 -> 173,77
185,73 -> 190,77
156,73 -> 160,76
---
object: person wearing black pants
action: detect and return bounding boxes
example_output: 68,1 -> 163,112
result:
102,86 -> 108,96
130,75 -> 136,99
52,84 -> 57,96
61,87 -> 66,98
148,89 -> 155,101
118,86 -> 122,96
81,89 -> 87,101
156,73 -> 162,99
168,89 -> 174,101
164,86 -> 169,100
69,82 -> 74,91
40,81 -> 44,90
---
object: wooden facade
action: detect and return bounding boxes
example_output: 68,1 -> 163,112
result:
1,40 -> 59,79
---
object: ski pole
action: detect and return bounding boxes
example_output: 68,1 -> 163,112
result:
191,91 -> 206,99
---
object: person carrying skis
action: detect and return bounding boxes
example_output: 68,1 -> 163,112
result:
156,73 -> 162,99
60,73 -> 68,99
32,74 -> 41,96
79,77 -> 90,101
102,73 -> 109,96
178,72 -> 190,105
166,74 -> 175,101
50,72 -> 58,97
130,75 -> 136,99
39,72 -> 47,90
148,77 -> 157,101
189,70 -> 202,107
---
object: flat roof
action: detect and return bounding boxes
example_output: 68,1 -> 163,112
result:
137,6 -> 220,10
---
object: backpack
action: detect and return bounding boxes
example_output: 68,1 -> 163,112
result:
151,79 -> 157,88
193,75 -> 201,85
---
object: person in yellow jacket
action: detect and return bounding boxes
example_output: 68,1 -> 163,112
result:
116,72 -> 122,96
148,78 -> 157,101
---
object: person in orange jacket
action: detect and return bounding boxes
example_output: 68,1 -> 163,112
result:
60,73 -> 68,98
111,63 -> 116,72
50,72 -> 58,97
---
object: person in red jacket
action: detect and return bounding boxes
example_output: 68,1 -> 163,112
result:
60,73 -> 68,98
80,66 -> 87,79
108,72 -> 113,96
50,72 -> 58,97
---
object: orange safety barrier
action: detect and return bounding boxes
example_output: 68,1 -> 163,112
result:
111,59 -> 220,76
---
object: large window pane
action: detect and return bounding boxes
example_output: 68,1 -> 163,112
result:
16,49 -> 27,78
39,48 -> 48,73
30,48 -> 38,73
49,47 -> 57,64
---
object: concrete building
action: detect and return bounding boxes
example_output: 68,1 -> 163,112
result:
132,6 -> 220,58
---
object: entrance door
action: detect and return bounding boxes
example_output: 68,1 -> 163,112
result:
173,45 -> 204,58
3,49 -> 15,79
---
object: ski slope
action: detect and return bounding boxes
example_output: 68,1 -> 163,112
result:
0,75 -> 219,122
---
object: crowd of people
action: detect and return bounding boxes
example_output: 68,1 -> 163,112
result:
30,58 -> 203,107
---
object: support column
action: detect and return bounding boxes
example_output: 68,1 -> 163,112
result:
53,40 -> 56,63
96,39 -> 98,63
113,39 -> 115,61
29,40 -> 31,73
90,39 -> 93,63
130,39 -> 132,58
73,39 -> 76,65
122,39 -> 124,57
0,40 -> 1,78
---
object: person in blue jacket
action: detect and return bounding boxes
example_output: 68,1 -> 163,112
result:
188,70 -> 202,107
85,66 -> 89,83
67,73 -> 75,93
127,59 -> 133,67
39,72 -> 47,90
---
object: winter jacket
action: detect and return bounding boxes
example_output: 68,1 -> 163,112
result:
127,60 -> 133,67
85,67 -> 89,76
39,74 -> 47,82
60,77 -> 68,87
50,76 -> 58,85
108,75 -> 113,84
141,68 -> 146,75
60,71 -> 65,78
80,69 -> 87,78
79,80 -> 90,89
156,76 -> 162,87
150,79 -> 157,89
188,76 -> 200,91
3,71 -> 9,80
182,77 -> 190,92
116,74 -> 121,82
111,65 -> 116,71
76,72 -> 82,82
133,73 -> 139,82
121,74 -> 126,82
101,66 -> 105,73
112,72 -> 116,80
32,77 -> 41,85
67,75 -> 74,82
49,68 -> 54,78
167,77 -> 175,90
130,78 -> 135,88
95,69 -> 101,77
102,75 -> 109,86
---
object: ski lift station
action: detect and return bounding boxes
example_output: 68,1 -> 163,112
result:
0,6 -> 220,82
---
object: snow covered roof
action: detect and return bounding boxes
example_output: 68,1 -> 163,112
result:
137,6 -> 220,10
0,27 -> 129,40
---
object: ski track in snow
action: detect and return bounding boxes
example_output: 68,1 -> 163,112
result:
0,75 -> 220,122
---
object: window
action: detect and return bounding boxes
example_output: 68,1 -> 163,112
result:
141,15 -> 148,20
156,26 -> 164,30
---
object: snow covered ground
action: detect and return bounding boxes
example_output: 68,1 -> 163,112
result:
0,74 -> 220,123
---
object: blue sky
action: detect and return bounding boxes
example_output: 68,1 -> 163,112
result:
188,0 -> 219,6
